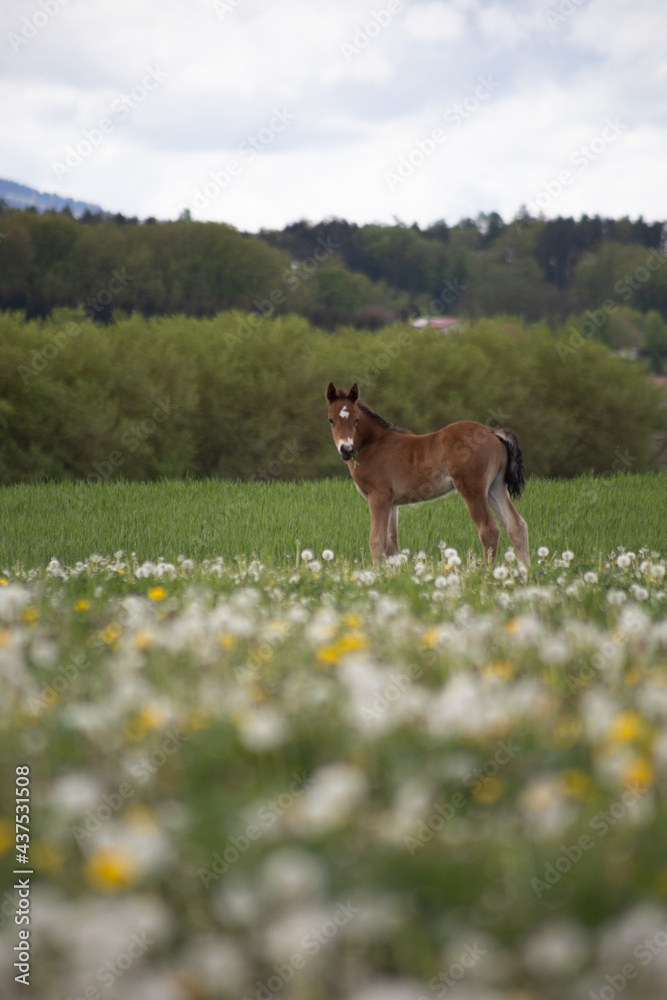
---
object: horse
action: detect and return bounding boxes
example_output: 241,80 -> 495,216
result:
326,382 -> 529,567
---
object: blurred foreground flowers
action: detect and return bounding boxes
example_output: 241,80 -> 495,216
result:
0,546 -> 666,998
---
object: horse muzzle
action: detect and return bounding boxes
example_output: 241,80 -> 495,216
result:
339,443 -> 356,462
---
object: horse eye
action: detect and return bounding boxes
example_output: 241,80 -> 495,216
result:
354,418 -> 359,425
329,418 -> 334,424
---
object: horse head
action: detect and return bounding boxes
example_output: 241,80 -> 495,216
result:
326,382 -> 360,462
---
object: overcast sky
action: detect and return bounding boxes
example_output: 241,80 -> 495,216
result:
1,0 -> 665,231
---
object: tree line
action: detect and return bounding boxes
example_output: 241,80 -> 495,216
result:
1,204 -> 666,352
1,311 -> 664,484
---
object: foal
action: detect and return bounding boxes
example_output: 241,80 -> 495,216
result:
326,382 -> 529,566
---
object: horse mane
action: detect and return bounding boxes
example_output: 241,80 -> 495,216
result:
358,401 -> 410,434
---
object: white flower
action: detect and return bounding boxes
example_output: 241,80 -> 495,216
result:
493,565 -> 508,580
584,571 -> 598,584
630,584 -> 649,602
288,762 -> 367,833
308,560 -> 322,573
237,708 -> 287,752
321,549 -> 334,561
607,589 -> 627,606
434,576 -> 447,589
562,550 -> 574,562
443,547 -> 458,561
537,546 -> 549,558
617,554 -> 632,569
447,554 -> 462,568
504,550 -> 516,563
300,549 -> 313,563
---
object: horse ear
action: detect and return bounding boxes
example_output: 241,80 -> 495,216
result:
326,382 -> 337,402
348,383 -> 359,403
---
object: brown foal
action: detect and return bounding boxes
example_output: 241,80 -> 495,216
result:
326,382 -> 529,566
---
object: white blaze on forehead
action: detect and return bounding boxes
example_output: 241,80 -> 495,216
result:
339,406 -> 350,419
338,437 -> 354,449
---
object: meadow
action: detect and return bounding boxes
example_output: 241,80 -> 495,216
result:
1,473 -> 666,568
1,475 -> 667,1000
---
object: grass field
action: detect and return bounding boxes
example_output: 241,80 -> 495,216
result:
1,474 -> 667,999
1,472 -> 666,568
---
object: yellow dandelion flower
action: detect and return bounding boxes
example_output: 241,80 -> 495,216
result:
344,612 -> 363,629
472,777 -> 505,805
338,632 -> 367,653
99,622 -> 122,645
316,644 -> 341,667
558,768 -> 592,800
148,586 -> 167,601
186,707 -> 213,731
0,818 -> 13,856
624,666 -> 643,687
116,568 -> 125,574
484,659 -> 516,680
134,629 -> 153,651
126,805 -> 158,831
608,710 -> 645,743
219,632 -> 237,651
31,840 -> 64,874
136,702 -> 169,731
504,618 -> 521,634
0,577 -> 8,586
22,606 -> 39,624
74,599 -> 90,612
249,682 -> 270,703
85,847 -> 137,891
623,757 -> 654,789
422,626 -> 441,648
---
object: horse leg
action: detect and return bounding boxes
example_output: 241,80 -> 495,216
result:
386,506 -> 399,556
458,488 -> 501,564
368,496 -> 392,564
488,474 -> 530,567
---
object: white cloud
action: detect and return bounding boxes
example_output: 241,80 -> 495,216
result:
0,0 -> 665,227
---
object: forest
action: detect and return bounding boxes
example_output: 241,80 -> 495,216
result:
1,203 -> 666,363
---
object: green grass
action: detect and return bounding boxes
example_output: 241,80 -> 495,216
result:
0,472 -> 665,568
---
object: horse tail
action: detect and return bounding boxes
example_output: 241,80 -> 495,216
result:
495,429 -> 525,500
